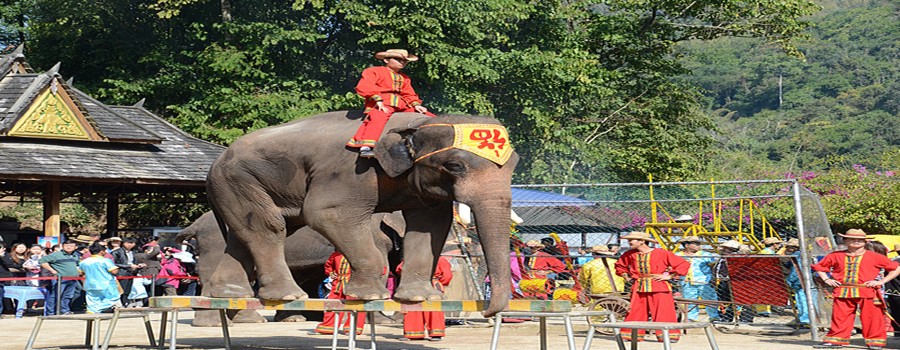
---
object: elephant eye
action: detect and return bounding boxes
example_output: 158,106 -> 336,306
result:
443,161 -> 467,174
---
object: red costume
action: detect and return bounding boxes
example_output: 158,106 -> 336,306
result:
347,66 -> 435,148
614,248 -> 690,341
812,250 -> 899,348
315,251 -> 367,335
399,257 -> 453,339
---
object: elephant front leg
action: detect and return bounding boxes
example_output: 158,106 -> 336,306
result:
393,205 -> 453,302
308,209 -> 390,300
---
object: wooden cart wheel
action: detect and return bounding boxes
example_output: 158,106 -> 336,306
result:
586,296 -> 630,328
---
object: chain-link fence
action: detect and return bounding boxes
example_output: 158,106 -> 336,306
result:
441,180 -> 833,339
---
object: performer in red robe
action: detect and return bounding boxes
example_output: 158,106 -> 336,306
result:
521,240 -> 566,299
347,49 -> 436,157
812,229 -> 900,349
314,251 -> 367,335
399,257 -> 453,340
614,231 -> 690,342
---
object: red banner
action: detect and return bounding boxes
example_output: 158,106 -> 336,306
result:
724,256 -> 790,305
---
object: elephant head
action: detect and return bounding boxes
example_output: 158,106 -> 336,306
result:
374,115 -> 518,316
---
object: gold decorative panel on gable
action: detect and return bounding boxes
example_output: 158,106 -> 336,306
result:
8,85 -> 100,141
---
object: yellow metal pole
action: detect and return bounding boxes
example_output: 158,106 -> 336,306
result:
649,174 -> 657,225
749,200 -> 756,238
738,199 -> 744,233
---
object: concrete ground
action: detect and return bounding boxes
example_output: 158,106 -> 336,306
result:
2,310 -> 896,349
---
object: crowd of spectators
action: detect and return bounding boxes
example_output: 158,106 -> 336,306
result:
0,233 -> 198,318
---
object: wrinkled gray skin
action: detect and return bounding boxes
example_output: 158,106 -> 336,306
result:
206,111 -> 517,316
178,211 -> 404,327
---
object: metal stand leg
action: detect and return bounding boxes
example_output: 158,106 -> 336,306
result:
705,325 -> 720,350
93,319 -> 101,350
662,329 -> 672,350
563,315 -> 576,350
158,311 -> 168,350
144,315 -> 157,347
630,329 -> 638,350
25,317 -> 44,350
169,310 -> 179,350
330,312 -> 339,350
539,316 -> 547,350
582,323 -> 596,350
85,319 -> 93,347
219,309 -> 232,350
368,311 -> 377,350
102,312 -> 121,350
490,314 -> 503,350
348,311 -> 357,350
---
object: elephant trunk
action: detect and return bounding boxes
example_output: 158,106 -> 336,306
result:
472,199 -> 513,317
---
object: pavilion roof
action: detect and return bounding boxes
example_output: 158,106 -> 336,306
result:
0,47 -> 223,186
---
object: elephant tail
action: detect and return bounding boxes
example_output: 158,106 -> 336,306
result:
209,204 -> 230,242
174,230 -> 195,244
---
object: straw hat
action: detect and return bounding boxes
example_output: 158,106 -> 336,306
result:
374,49 -> 419,62
71,234 -> 92,244
785,238 -> 800,248
621,231 -> 656,242
106,236 -> 122,242
892,243 -> 900,253
839,229 -> 871,240
678,236 -> 702,244
762,237 -> 784,245
526,239 -> 544,248
719,240 -> 741,250
589,245 -> 614,255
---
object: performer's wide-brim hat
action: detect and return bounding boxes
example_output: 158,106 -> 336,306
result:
589,245 -> 614,255
762,237 -> 783,245
678,236 -> 702,244
719,240 -> 741,250
621,231 -> 656,242
785,238 -> 800,248
374,49 -> 419,62
525,239 -> 544,248
839,228 -> 871,240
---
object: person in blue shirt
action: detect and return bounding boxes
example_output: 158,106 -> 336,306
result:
81,244 -> 121,314
675,236 -> 720,322
783,238 -> 812,327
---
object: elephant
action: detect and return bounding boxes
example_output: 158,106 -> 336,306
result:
206,111 -> 518,316
177,211 -> 404,327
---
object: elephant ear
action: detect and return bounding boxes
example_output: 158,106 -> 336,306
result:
374,126 -> 416,177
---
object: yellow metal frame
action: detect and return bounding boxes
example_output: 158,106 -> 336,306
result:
644,175 -> 781,252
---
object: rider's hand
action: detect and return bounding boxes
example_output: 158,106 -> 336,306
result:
414,105 -> 429,114
376,101 -> 389,113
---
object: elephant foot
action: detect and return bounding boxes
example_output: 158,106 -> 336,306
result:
343,279 -> 391,300
232,309 -> 267,323
394,282 -> 444,302
208,283 -> 255,299
192,310 -> 232,327
257,281 -> 309,301
274,311 -> 307,322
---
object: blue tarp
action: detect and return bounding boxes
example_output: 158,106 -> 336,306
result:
511,188 -> 593,207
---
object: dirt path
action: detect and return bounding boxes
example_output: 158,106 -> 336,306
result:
2,310 -> 889,349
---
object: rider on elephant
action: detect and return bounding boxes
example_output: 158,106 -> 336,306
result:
347,49 -> 436,157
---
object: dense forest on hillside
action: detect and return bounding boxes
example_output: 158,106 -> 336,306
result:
679,0 -> 898,178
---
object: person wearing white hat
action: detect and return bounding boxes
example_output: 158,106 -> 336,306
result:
675,236 -> 720,322
713,240 -> 753,324
759,237 -> 784,254
614,232 -> 690,342
812,229 -> 900,348
347,49 -> 437,157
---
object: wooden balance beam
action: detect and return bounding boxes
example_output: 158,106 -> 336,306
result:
149,296 -> 573,350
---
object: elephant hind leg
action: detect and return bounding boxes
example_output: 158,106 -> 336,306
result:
207,235 -> 255,298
